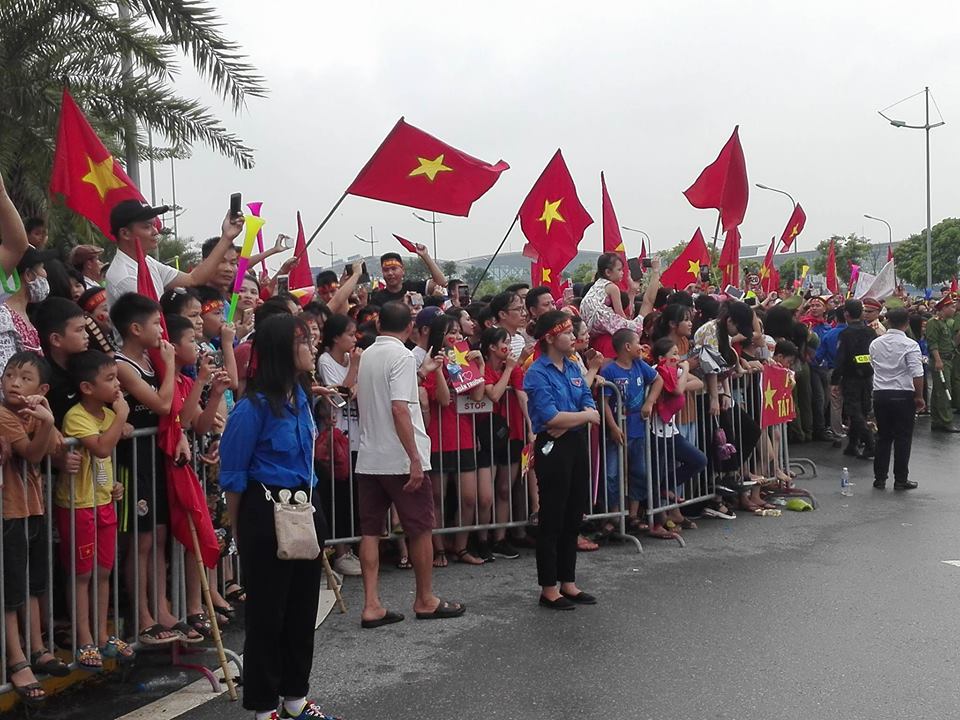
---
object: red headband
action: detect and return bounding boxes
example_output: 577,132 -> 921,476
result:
546,318 -> 573,338
81,289 -> 107,313
381,259 -> 403,270
201,299 -> 224,315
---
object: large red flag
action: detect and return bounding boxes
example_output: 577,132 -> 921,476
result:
49,89 -> 147,238
719,226 -> 741,288
660,228 -> 711,290
825,239 -> 839,295
288,211 -> 314,290
759,236 -> 779,293
531,258 -> 569,301
683,126 -> 749,232
347,118 -> 509,217
600,172 -> 629,291
519,150 -> 594,273
779,203 -> 806,252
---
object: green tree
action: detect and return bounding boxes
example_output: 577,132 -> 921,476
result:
777,257 -> 809,287
893,218 -> 960,288
811,233 -> 871,284
571,262 -> 594,284
441,260 -> 458,278
0,0 -> 265,221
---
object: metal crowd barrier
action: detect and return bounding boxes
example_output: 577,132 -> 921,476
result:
0,429 -> 242,702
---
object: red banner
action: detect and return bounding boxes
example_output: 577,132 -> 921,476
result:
760,365 -> 796,428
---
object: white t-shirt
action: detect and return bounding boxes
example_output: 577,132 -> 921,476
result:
105,250 -> 180,307
318,351 -> 360,450
355,336 -> 431,475
412,344 -> 428,368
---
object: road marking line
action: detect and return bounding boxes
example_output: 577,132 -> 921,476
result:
940,560 -> 960,567
116,589 -> 339,720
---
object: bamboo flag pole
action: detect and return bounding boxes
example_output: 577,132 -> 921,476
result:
470,214 -> 519,297
272,191 -> 350,282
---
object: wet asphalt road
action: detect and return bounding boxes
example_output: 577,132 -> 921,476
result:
40,419 -> 960,720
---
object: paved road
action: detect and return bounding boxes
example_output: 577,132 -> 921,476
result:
42,422 -> 960,719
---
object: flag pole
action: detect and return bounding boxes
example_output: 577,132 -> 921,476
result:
471,214 -> 519,297
274,190 -> 349,281
710,211 -> 722,287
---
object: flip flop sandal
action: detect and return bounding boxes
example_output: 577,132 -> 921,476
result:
138,623 -> 179,645
679,518 -> 698,530
8,661 -> 46,706
454,549 -> 484,565
576,537 -> 600,552
360,609 -> 405,629
224,581 -> 246,604
186,612 -> 213,639
76,644 -> 103,672
395,556 -> 412,570
415,598 -> 466,620
432,550 -> 448,568
100,636 -> 135,662
646,526 -> 678,540
169,622 -> 204,644
30,648 -> 70,677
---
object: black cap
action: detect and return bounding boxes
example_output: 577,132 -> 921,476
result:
109,199 -> 169,237
17,247 -> 58,273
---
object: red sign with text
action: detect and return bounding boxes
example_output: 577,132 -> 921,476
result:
760,365 -> 796,428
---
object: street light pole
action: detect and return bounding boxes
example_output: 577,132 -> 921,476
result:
620,226 -> 651,249
878,86 -> 944,290
755,183 -> 798,281
413,212 -> 441,257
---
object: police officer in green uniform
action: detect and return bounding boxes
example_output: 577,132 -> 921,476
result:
925,294 -> 960,432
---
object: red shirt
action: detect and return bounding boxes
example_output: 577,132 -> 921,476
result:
423,368 -> 475,453
484,363 -> 526,441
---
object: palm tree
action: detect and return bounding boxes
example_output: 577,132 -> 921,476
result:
0,0 -> 266,219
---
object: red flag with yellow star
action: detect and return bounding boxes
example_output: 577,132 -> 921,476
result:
660,228 -> 710,290
761,364 -> 796,428
719,226 -> 741,288
778,203 -> 806,251
347,118 -> 509,217
49,88 -> 148,239
759,236 -> 779,293
519,150 -> 594,273
601,172 -> 629,291
531,257 -> 569,301
683,126 -> 749,232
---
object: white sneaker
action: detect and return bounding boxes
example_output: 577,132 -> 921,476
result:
334,550 -> 362,576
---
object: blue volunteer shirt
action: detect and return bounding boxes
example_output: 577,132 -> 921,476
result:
600,358 -> 657,438
219,385 -> 317,493
523,354 -> 596,434
814,323 -> 847,369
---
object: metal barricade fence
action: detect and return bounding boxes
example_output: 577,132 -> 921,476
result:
318,378 -> 641,553
0,428 -> 241,701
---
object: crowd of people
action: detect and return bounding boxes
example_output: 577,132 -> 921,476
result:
0,168 -> 944,718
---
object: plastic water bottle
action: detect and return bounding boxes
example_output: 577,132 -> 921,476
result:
840,467 -> 852,496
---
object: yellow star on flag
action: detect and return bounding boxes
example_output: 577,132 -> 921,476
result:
764,382 -> 777,409
82,154 -> 126,201
451,344 -> 470,367
409,154 -> 453,182
687,259 -> 701,278
541,267 -> 552,283
614,243 -> 625,252
538,198 -> 565,233
759,264 -> 770,279
789,224 -> 800,238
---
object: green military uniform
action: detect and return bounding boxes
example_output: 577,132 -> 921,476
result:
925,313 -> 954,428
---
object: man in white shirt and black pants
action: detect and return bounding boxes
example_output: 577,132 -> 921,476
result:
869,306 -> 925,490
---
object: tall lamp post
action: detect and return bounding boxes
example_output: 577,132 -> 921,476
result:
864,214 -> 895,284
413,212 -> 441,257
756,183 -> 798,280
354,226 -> 377,259
621,226 -> 651,249
879,86 -> 944,290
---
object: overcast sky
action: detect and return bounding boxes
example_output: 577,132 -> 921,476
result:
150,0 -> 960,274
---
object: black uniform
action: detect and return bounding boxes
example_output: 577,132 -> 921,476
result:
832,320 -> 877,455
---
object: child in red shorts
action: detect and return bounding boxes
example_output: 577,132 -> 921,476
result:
56,350 -> 131,671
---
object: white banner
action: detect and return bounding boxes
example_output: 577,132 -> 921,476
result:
861,260 -> 896,300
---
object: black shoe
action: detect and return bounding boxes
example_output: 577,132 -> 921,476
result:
893,480 -> 919,490
490,540 -> 520,559
873,479 -> 886,489
560,590 -> 597,605
476,542 -> 495,563
539,595 -> 576,611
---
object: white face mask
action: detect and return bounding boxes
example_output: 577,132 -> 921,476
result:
27,275 -> 49,303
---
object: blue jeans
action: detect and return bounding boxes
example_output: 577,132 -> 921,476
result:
605,436 -> 647,508
650,433 -> 707,505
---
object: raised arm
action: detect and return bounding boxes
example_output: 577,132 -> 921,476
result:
170,212 -> 244,289
0,173 -> 29,276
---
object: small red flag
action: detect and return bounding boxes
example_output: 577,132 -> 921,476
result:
825,239 -> 839,295
531,258 -> 569,301
600,172 -> 629,291
660,228 -> 710,290
759,236 -> 779,293
779,203 -> 806,252
760,365 -> 797,428
683,126 -> 749,232
347,118 -> 508,217
719,226 -> 741,288
519,150 -> 594,273
288,211 -> 314,290
49,89 -> 148,239
888,245 -> 895,263
394,234 -> 419,253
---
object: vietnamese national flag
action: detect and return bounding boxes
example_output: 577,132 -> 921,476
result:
759,236 -> 779,293
761,364 -> 797,428
660,228 -> 711,290
531,258 -> 569,301
49,89 -> 148,239
519,150 -> 594,273
779,203 -> 806,252
288,211 -> 314,290
347,118 -> 509,217
600,172 -> 629,291
682,126 -> 749,232
719,226 -> 741,288
825,239 -> 839,295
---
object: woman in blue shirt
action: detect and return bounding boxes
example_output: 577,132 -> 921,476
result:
220,315 -> 337,720
523,310 -> 601,611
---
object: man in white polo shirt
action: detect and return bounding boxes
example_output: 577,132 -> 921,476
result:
104,199 -> 243,306
355,301 -> 465,628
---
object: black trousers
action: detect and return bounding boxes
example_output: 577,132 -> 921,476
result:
842,377 -> 874,451
873,391 -> 916,484
238,486 -> 328,712
535,429 -> 588,588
